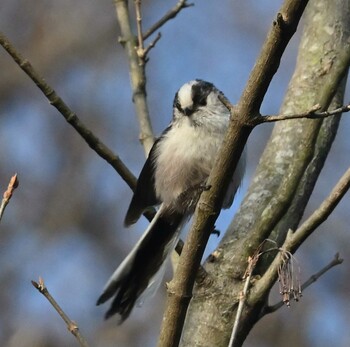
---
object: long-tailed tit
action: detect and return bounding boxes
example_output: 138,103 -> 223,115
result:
97,79 -> 246,323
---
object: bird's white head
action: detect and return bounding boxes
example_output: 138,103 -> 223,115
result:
172,79 -> 229,128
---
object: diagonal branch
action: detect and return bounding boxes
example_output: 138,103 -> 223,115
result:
0,32 -> 137,191
32,277 -> 90,347
0,31 -> 198,267
143,0 -> 194,40
289,167 -> 350,250
157,2 -> 309,347
142,32 -> 162,60
251,167 -> 350,304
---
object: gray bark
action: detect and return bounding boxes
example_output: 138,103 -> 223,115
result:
180,0 -> 350,346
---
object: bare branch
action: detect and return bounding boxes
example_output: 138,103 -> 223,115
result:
300,253 -> 343,291
229,240 -> 302,343
143,32 -> 162,60
134,0 -> 162,66
229,253 -> 260,347
251,167 -> 350,304
0,173 -> 19,222
265,253 -> 343,314
157,2 -> 309,346
291,167 -> 350,249
114,0 -> 155,154
220,96 -> 350,127
143,0 -> 194,40
259,103 -> 350,124
31,278 -> 90,347
0,32 -> 194,271
133,0 -> 162,64
0,32 -> 137,191
134,0 -> 144,59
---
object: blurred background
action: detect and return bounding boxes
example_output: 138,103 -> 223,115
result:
0,1 -> 349,346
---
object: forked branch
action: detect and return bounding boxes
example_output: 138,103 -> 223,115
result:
0,32 -> 137,191
251,167 -> 350,305
157,2 -> 310,347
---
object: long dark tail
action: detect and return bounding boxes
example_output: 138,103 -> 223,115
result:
96,205 -> 184,323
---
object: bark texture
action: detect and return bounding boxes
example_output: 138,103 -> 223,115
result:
180,1 -> 350,346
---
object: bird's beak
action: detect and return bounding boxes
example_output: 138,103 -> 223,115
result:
184,106 -> 194,116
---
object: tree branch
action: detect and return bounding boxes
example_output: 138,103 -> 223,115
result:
259,103 -> 350,123
229,252 -> 260,347
133,0 -> 162,63
0,173 -> 19,222
290,166 -> 350,250
114,0 -> 155,154
134,0 -> 145,60
31,278 -> 90,347
0,32 -> 137,192
225,7 -> 350,282
143,32 -> 162,60
157,2 -> 309,347
0,32 -> 199,272
143,0 -> 194,40
219,96 -> 350,126
251,166 -> 350,304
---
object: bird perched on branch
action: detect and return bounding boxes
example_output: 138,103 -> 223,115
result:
97,79 -> 246,323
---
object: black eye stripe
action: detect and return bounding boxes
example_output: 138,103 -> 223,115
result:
198,98 -> 207,106
173,92 -> 183,111
191,80 -> 214,107
173,80 -> 215,116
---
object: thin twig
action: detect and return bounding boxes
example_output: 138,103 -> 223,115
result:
229,241 -> 302,337
229,254 -> 259,347
0,32 -> 137,191
114,0 -> 155,154
31,278 -> 89,347
0,32 -> 193,266
219,95 -> 350,126
265,253 -> 343,314
143,0 -> 194,40
259,103 -> 350,123
134,1 -> 162,63
291,166 -> 350,249
134,0 -> 145,62
229,240 -> 290,345
229,271 -> 253,347
143,32 -> 162,60
300,253 -> 343,291
0,174 -> 19,222
251,167 -> 350,305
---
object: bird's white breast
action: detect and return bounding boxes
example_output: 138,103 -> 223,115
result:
154,117 -> 227,205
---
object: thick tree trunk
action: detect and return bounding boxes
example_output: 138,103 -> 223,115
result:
180,1 -> 350,346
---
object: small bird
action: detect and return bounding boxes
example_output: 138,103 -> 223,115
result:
97,79 -> 246,323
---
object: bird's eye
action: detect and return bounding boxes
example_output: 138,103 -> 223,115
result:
175,101 -> 182,111
197,97 -> 207,106
192,93 -> 208,108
